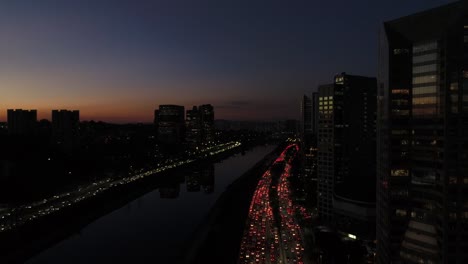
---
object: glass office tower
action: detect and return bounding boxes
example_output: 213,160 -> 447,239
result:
377,2 -> 468,263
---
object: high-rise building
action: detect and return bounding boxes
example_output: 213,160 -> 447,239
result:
185,104 -> 215,146
51,110 -> 80,150
301,95 -> 313,138
317,73 -> 377,238
186,106 -> 202,145
7,109 -> 37,135
155,105 -> 185,144
317,83 -> 335,220
199,104 -> 215,143
312,92 -> 319,136
301,95 -> 313,176
302,94 -> 319,181
377,2 -> 468,263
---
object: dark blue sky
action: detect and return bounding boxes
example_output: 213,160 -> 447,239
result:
0,0 -> 454,122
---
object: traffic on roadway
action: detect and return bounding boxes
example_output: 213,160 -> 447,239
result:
239,143 -> 307,264
0,141 -> 241,233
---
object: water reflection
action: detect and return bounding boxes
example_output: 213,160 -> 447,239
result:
200,165 -> 215,194
23,145 -> 274,264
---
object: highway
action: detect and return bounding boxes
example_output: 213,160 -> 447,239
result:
0,141 -> 241,233
239,143 -> 307,264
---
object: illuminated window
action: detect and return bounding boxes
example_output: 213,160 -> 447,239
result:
392,89 -> 409,94
413,86 -> 437,95
413,108 -> 437,116
394,49 -> 409,55
413,64 -> 437,74
391,169 -> 409,177
413,41 -> 437,53
449,177 -> 458,184
392,99 -> 409,106
450,83 -> 458,91
413,53 -> 437,64
391,109 -> 409,116
413,97 -> 437,105
396,209 -> 407,217
413,75 -> 437,84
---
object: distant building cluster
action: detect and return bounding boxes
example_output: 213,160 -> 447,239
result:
154,104 -> 215,147
300,2 -> 468,263
6,109 -> 80,152
186,104 -> 215,146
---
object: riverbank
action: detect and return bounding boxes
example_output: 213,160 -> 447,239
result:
184,142 -> 286,264
0,142 -> 247,264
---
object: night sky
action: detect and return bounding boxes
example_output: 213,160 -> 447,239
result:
0,0 -> 454,123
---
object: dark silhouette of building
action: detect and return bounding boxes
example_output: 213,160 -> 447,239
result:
377,2 -> 468,263
185,104 -> 215,146
199,104 -> 215,143
159,184 -> 180,199
155,105 -> 185,145
317,73 -> 377,240
317,83 -> 334,220
301,94 -> 319,181
186,106 -> 202,146
52,110 -> 79,151
312,92 -> 319,136
7,109 -> 37,135
301,95 -> 313,139
186,170 -> 201,192
200,165 -> 215,193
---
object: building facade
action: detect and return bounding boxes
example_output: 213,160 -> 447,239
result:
186,106 -> 202,145
199,104 -> 215,143
301,95 -> 316,179
155,105 -> 185,145
317,83 -> 335,220
51,110 -> 80,151
317,73 -> 377,234
185,104 -> 215,146
377,2 -> 468,263
301,95 -> 313,138
333,73 -> 377,240
7,109 -> 37,135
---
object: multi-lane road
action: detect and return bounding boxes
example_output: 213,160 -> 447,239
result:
239,143 -> 308,264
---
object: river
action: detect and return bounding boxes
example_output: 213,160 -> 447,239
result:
26,144 -> 275,264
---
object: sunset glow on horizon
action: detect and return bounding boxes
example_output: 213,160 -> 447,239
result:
0,0 -> 452,123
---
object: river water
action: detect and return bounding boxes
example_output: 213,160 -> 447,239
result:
27,145 -> 275,264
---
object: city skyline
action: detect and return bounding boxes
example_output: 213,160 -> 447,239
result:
1,1 -> 468,263
0,0 -> 453,123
